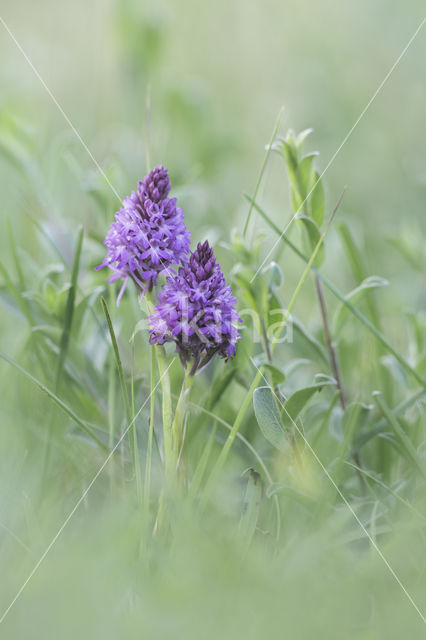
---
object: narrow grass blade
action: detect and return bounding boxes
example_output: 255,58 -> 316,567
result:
354,388 -> 425,450
243,106 -> 284,236
0,352 -> 107,450
101,297 -> 131,423
189,423 -> 217,499
373,392 -> 425,477
345,461 -> 426,523
0,261 -> 33,325
24,208 -> 108,345
55,226 -> 83,392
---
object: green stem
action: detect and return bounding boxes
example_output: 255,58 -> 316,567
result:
172,373 -> 194,461
156,347 -> 174,483
145,294 -> 174,487
144,346 -> 156,507
314,275 -> 346,409
131,337 -> 143,505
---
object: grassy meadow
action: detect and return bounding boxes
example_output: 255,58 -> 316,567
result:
0,1 -> 425,638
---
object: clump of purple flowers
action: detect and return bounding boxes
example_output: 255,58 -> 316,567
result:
149,240 -> 241,373
96,166 -> 190,304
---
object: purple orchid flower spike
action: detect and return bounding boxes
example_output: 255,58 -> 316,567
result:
149,240 -> 241,374
96,165 -> 190,305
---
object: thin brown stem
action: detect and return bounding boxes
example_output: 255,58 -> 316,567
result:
314,274 -> 365,485
314,275 -> 346,409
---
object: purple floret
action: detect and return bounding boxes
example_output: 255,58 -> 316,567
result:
149,240 -> 241,372
96,165 -> 190,304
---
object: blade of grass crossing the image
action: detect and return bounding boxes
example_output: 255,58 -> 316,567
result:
0,352 -> 108,450
243,194 -> 426,388
242,106 -> 285,237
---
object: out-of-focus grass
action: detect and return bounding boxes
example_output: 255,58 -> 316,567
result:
0,1 -> 425,638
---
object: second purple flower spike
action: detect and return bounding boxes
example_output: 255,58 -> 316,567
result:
96,166 -> 191,304
149,240 -> 241,373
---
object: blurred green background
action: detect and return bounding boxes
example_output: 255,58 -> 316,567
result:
0,1 -> 425,638
1,0 -> 425,328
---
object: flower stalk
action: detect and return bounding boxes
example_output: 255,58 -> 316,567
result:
145,293 -> 174,488
172,372 -> 194,467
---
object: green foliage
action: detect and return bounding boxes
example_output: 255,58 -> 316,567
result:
253,386 -> 287,451
0,8 -> 425,634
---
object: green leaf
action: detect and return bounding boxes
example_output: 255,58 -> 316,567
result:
253,386 -> 287,451
297,215 -> 324,267
281,140 -> 299,192
263,261 -> 283,291
263,364 -> 286,385
337,222 -> 382,329
252,356 -> 286,386
309,171 -> 325,227
290,187 -> 303,213
295,128 -> 313,150
336,222 -> 366,283
333,276 -> 388,335
282,382 -> 330,428
298,153 -> 317,200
